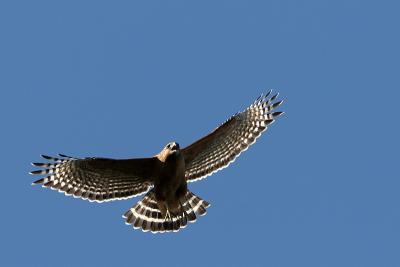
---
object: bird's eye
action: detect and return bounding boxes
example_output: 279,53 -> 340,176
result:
166,144 -> 170,149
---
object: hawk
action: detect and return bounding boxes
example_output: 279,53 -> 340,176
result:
30,91 -> 284,233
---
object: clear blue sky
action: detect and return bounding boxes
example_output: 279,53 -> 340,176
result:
1,0 -> 399,266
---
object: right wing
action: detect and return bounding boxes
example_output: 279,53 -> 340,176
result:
30,154 -> 158,202
182,91 -> 283,182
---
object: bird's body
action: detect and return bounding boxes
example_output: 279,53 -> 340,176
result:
154,142 -> 187,218
30,91 -> 284,233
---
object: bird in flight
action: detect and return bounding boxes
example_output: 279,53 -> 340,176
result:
30,91 -> 284,233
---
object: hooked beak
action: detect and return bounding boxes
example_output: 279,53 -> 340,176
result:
170,142 -> 180,151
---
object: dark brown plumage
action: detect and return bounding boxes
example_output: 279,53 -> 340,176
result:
30,91 -> 283,233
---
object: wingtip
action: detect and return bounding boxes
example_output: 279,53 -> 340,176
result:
273,111 -> 284,118
31,178 -> 44,185
270,92 -> 279,101
273,99 -> 284,107
30,169 -> 45,175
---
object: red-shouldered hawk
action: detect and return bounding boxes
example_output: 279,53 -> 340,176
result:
30,91 -> 284,233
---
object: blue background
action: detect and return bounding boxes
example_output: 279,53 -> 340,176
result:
1,0 -> 399,266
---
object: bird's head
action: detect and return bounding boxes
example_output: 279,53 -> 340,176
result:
165,141 -> 180,152
157,142 -> 181,161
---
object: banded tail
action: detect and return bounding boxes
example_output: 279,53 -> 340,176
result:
123,190 -> 210,233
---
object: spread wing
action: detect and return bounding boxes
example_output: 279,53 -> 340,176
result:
182,91 -> 284,182
30,154 -> 158,202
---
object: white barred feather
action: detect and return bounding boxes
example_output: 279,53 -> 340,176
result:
123,190 -> 209,233
183,90 -> 284,182
30,155 -> 154,202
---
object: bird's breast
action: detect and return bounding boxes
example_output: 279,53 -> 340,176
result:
154,152 -> 186,200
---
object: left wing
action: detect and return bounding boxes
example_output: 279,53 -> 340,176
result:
30,154 -> 158,202
182,91 -> 284,182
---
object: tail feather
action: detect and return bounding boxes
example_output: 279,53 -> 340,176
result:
123,190 -> 210,233
184,191 -> 210,217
